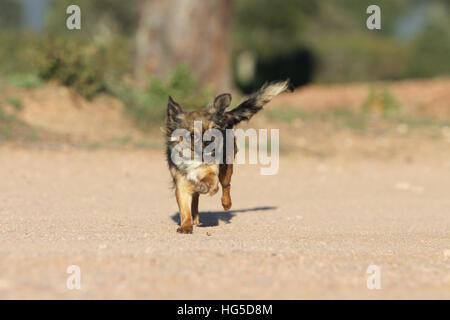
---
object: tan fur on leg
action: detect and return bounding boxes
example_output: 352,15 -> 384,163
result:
174,175 -> 195,234
219,163 -> 233,210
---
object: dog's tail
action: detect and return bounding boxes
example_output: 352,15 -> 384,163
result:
225,80 -> 294,127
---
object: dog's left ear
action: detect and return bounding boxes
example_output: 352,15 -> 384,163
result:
167,96 -> 184,124
210,93 -> 232,114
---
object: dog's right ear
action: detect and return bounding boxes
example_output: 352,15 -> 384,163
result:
210,93 -> 232,114
167,96 -> 183,123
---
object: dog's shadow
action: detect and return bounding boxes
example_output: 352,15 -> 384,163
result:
171,206 -> 277,227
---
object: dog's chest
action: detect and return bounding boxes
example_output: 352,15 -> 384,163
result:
178,159 -> 204,172
178,161 -> 218,183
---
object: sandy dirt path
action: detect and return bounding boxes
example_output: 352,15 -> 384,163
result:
0,148 -> 449,299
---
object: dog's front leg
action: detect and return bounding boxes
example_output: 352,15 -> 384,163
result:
175,185 -> 194,234
219,163 -> 233,211
191,193 -> 200,226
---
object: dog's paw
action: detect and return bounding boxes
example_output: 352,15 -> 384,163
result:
194,182 -> 209,194
177,226 -> 193,234
221,196 -> 232,211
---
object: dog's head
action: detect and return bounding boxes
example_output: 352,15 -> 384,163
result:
165,94 -> 232,151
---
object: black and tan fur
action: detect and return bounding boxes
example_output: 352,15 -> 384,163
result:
166,80 -> 293,233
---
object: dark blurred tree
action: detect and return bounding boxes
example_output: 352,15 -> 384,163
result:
233,0 -> 318,56
0,0 -> 23,29
134,0 -> 233,92
232,0 -> 319,91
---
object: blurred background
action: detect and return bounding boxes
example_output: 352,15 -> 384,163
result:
0,0 -> 449,152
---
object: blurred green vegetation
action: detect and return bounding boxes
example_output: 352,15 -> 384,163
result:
408,17 -> 450,77
37,35 -> 130,99
0,103 -> 35,141
361,86 -> 401,118
108,65 -> 212,129
5,73 -> 44,88
6,96 -> 23,111
0,0 -> 22,29
0,0 -> 137,99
